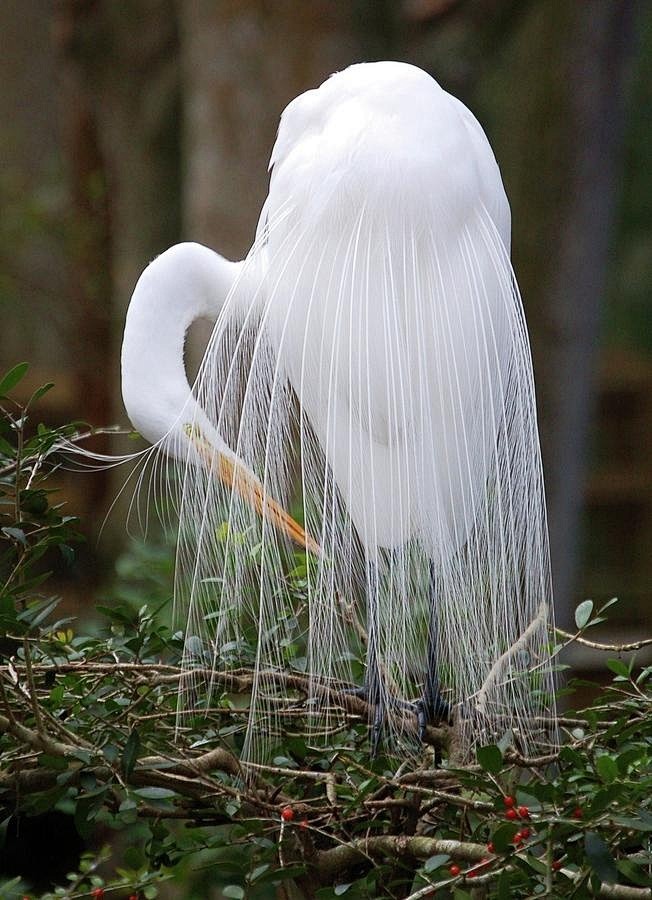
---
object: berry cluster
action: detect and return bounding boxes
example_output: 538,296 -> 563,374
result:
445,795 -> 576,880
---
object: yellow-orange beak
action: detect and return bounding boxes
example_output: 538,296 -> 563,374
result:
186,427 -> 320,557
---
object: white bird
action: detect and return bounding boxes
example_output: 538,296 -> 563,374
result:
121,61 -> 556,761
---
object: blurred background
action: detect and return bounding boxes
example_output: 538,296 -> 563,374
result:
0,0 -> 650,652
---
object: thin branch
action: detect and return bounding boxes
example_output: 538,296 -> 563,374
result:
0,711 -> 82,757
556,628 -> 652,652
558,869 -> 652,899
477,600 -> 549,715
139,746 -> 242,780
0,660 -> 452,750
504,749 -> 561,766
0,671 -> 17,725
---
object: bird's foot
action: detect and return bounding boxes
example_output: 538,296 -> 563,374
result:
339,683 -> 386,757
337,683 -> 452,753
414,691 -> 452,741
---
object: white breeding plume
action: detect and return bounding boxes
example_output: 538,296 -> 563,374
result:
121,61 -> 556,762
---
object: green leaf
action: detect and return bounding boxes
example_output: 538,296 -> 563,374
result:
19,489 -> 49,516
616,746 -> 643,774
17,596 -> 61,629
27,382 -> 54,407
0,435 -> 15,456
38,754 -> 68,772
611,814 -> 652,832
424,854 -> 450,872
71,748 -> 92,764
1,526 -> 27,546
248,864 -> 271,882
617,859 -> 652,887
74,788 -> 108,839
595,754 -> 618,784
257,865 -> 307,885
585,831 -> 617,884
491,821 -> 519,853
122,728 -> 141,777
124,845 -> 145,870
334,886 -> 352,896
606,659 -> 630,678
636,665 -> 652,685
223,887 -> 245,899
597,596 -> 619,615
575,599 -> 594,630
133,787 -> 176,800
477,743 -> 503,774
0,362 -> 29,395
589,785 -> 621,816
496,869 -> 512,900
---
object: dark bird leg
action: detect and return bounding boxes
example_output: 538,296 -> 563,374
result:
365,558 -> 385,756
338,557 -> 385,755
416,561 -> 451,740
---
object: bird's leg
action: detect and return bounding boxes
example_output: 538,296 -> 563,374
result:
416,562 -> 451,740
365,559 -> 385,757
338,559 -> 385,755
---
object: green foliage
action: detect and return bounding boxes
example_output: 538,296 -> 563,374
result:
0,364 -> 82,632
0,369 -> 651,899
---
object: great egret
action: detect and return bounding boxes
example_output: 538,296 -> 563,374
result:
121,61 -> 556,761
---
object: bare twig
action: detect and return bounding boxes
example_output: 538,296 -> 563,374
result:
556,628 -> 652,652
477,600 -> 549,715
139,746 -> 242,780
0,669 -> 17,725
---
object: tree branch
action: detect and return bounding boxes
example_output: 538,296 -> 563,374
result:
476,600 -> 549,715
555,629 -> 652,652
314,835 -> 487,882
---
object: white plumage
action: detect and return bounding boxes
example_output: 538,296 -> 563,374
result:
121,61 -> 556,761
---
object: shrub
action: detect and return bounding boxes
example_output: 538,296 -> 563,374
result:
1,367 -> 651,899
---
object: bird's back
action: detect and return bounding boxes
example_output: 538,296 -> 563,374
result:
260,61 -> 513,556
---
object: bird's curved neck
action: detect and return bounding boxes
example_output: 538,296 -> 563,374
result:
121,242 -> 242,452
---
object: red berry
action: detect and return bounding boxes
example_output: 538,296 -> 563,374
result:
281,806 -> 294,822
300,818 -> 308,829
572,807 -> 583,819
129,896 -> 139,900
467,870 -> 477,879
513,831 -> 523,844
503,795 -> 515,808
506,808 -> 518,820
90,891 -> 104,899
518,805 -> 530,818
520,826 -> 531,839
449,864 -> 461,876
552,859 -> 563,870
487,842 -> 495,853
